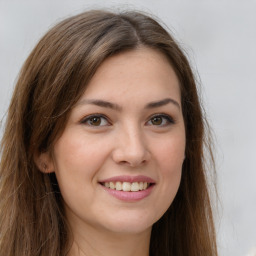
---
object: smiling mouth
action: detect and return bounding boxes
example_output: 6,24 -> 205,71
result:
101,181 -> 151,192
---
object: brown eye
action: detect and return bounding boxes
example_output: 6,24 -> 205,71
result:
89,117 -> 102,126
151,116 -> 163,125
147,114 -> 174,127
81,115 -> 109,127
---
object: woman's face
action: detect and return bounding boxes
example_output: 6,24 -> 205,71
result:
46,47 -> 185,235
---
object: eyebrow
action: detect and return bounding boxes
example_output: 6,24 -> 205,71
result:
77,99 -> 122,111
145,98 -> 180,109
77,97 -> 180,110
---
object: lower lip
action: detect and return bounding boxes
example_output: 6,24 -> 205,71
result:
101,185 -> 154,202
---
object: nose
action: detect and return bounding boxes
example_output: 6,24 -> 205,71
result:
112,125 -> 151,167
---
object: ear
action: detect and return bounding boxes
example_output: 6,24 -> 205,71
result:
34,151 -> 55,173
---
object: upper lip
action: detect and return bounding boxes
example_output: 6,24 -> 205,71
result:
99,175 -> 156,184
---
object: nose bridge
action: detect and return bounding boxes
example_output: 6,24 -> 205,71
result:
113,121 -> 150,166
125,123 -> 145,152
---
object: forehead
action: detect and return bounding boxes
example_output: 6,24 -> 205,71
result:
81,47 -> 181,103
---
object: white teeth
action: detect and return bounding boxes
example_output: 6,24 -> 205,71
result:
115,181 -> 122,191
122,182 -> 131,192
131,182 -> 139,192
103,181 -> 150,191
109,182 -> 115,189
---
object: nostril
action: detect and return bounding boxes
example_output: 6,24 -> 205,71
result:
119,160 -> 128,165
115,159 -> 148,167
118,160 -> 146,167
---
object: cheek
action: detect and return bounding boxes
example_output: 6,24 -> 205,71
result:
54,131 -> 108,172
156,134 -> 185,170
155,134 -> 185,197
52,131 -> 110,207
52,131 -> 114,200
148,136 -> 185,222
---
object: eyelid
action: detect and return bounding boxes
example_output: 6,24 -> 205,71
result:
80,114 -> 111,126
146,113 -> 175,126
79,113 -> 175,127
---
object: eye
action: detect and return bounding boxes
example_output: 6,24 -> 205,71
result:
146,114 -> 174,126
81,115 -> 110,127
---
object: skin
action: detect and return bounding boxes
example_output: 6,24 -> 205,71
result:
38,47 -> 186,256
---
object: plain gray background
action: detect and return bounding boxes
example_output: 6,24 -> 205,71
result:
0,1 -> 256,255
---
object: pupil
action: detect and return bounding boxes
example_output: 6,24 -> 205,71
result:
90,117 -> 101,126
152,117 -> 162,125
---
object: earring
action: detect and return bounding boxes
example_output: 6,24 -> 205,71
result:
42,163 -> 48,171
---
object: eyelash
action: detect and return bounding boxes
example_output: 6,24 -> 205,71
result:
80,113 -> 175,127
146,114 -> 175,127
80,114 -> 111,127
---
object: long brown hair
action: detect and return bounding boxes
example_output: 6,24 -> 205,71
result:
0,10 -> 217,256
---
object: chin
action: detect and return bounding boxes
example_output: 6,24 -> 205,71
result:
106,222 -> 152,235
99,212 -> 158,235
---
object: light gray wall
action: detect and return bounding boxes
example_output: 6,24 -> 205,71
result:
1,1 -> 255,255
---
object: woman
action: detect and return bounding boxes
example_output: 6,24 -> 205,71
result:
0,10 -> 217,256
